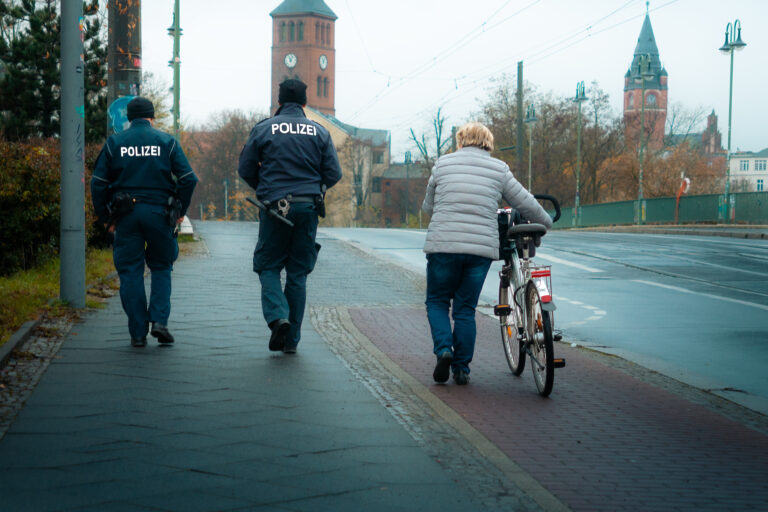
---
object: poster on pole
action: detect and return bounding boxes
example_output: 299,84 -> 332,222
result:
107,95 -> 135,134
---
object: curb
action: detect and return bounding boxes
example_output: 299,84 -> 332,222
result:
0,318 -> 40,369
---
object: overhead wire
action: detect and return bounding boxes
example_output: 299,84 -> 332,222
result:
370,0 -> 683,140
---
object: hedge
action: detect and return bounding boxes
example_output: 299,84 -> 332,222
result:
0,139 -> 108,276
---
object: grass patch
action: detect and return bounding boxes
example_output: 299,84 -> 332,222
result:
0,248 -> 117,348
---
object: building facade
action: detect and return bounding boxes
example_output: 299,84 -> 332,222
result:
270,0 -> 337,115
729,148 -> 768,192
623,11 -> 668,150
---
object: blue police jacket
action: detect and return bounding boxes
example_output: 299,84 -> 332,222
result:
237,103 -> 342,203
91,119 -> 198,225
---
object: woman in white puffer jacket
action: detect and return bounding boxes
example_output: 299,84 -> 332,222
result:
422,122 -> 552,385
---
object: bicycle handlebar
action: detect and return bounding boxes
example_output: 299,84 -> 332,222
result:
533,194 -> 561,223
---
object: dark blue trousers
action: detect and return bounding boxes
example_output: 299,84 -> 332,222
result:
253,203 -> 319,349
425,253 -> 492,374
113,203 -> 178,339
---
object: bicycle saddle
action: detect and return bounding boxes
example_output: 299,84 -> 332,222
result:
507,223 -> 547,238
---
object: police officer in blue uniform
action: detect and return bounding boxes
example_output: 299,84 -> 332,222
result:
238,79 -> 342,354
91,97 -> 198,347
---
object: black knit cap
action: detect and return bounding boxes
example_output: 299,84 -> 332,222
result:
278,79 -> 307,105
126,96 -> 155,121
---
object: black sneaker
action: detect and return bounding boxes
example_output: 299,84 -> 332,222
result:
269,319 -> 290,351
453,370 -> 470,386
151,323 -> 175,344
131,337 -> 147,347
432,351 -> 453,383
282,345 -> 297,354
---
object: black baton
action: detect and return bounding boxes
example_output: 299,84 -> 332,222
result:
246,197 -> 294,227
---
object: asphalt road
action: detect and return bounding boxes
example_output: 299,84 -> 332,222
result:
322,227 -> 768,414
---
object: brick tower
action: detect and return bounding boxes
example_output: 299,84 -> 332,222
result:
623,9 -> 668,149
270,0 -> 337,116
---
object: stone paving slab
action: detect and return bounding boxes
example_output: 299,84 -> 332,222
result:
347,306 -> 768,512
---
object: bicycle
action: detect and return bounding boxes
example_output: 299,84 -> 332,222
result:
494,194 -> 564,397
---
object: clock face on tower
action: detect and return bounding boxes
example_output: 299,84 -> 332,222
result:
319,54 -> 328,70
284,53 -> 297,69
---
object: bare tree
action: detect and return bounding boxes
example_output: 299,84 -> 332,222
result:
665,102 -> 708,147
409,106 -> 451,170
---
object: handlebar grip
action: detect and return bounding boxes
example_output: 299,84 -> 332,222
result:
533,194 -> 561,223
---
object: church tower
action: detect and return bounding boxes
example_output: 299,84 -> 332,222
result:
623,7 -> 668,149
270,0 -> 337,116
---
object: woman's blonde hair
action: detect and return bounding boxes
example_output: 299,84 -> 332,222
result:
456,122 -> 494,152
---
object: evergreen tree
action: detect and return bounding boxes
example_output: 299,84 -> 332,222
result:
0,0 -> 106,142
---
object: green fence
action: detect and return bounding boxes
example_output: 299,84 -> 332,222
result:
552,192 -> 768,228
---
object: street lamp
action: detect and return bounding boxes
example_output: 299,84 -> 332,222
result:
167,0 -> 182,141
524,103 -> 537,191
719,19 -> 746,223
573,81 -> 587,227
634,53 -> 653,225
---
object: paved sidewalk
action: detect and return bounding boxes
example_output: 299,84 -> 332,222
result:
0,222 -> 540,511
2,221 -> 768,511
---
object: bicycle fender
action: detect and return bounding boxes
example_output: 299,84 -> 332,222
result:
541,301 -> 557,312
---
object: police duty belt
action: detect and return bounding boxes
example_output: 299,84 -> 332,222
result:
246,197 -> 295,227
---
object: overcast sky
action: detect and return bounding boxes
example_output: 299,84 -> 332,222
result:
141,0 -> 767,161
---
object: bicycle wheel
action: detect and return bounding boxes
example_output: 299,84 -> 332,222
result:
499,281 -> 525,375
526,284 -> 554,396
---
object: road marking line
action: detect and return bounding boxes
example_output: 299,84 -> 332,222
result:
633,280 -> 768,312
536,252 -> 603,273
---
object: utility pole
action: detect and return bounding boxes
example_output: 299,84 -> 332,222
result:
107,0 -> 142,107
60,0 -> 86,308
404,151 -> 411,226
168,0 -> 182,140
573,81 -> 587,227
516,61 -> 524,176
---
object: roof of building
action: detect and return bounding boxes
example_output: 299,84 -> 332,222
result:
731,147 -> 768,158
377,163 -> 428,179
308,107 -> 390,147
270,0 -> 337,20
666,133 -> 703,150
624,13 -> 668,91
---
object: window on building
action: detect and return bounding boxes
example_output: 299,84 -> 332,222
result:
323,77 -> 328,97
758,179 -> 764,192
646,93 -> 656,106
372,178 -> 382,193
289,21 -> 295,41
326,24 -> 332,46
317,76 -> 322,97
756,160 -> 767,171
740,160 -> 749,171
315,22 -> 320,43
627,94 -> 634,109
373,151 -> 384,164
298,22 -> 304,41
280,22 -> 286,42
320,23 -> 325,45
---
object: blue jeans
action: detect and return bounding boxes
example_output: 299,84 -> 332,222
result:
425,253 -> 492,374
253,202 -> 320,348
113,203 -> 178,339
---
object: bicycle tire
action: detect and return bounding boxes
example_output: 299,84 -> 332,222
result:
527,284 -> 554,397
499,282 -> 525,375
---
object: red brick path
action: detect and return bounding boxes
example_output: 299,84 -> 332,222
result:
349,307 -> 768,512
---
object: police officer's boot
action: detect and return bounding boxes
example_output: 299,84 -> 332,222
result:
151,323 -> 175,344
131,337 -> 147,347
268,319 -> 290,351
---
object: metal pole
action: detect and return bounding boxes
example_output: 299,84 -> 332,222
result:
528,123 -> 533,191
60,0 -> 86,308
724,47 -> 734,223
224,179 -> 228,220
576,99 -> 582,226
516,61 -> 524,176
172,0 -> 181,140
638,77 -> 646,224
